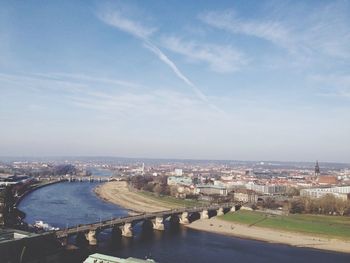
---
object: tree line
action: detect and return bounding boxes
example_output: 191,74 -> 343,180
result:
129,175 -> 171,196
289,194 -> 350,216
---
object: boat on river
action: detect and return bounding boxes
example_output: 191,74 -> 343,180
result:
33,220 -> 59,231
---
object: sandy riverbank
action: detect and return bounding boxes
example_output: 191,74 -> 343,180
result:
94,181 -> 180,213
186,217 -> 350,254
94,181 -> 350,253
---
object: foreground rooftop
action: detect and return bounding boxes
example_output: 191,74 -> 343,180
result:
84,253 -> 156,263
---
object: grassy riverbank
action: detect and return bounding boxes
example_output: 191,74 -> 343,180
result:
137,190 -> 208,208
95,182 -> 350,253
219,210 -> 350,240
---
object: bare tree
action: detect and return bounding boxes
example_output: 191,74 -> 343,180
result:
286,187 -> 300,197
335,199 -> 349,216
170,186 -> 179,197
153,184 -> 163,196
319,194 -> 337,215
289,199 -> 305,214
142,182 -> 154,192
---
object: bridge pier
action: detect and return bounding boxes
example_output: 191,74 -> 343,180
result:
55,204 -> 239,241
217,207 -> 224,216
179,212 -> 189,224
121,223 -> 133,237
85,230 -> 97,246
200,209 -> 209,220
152,217 -> 164,231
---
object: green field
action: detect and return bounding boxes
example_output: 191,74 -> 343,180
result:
219,210 -> 350,240
137,190 -> 208,208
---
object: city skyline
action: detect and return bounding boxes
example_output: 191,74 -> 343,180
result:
1,0 -> 350,162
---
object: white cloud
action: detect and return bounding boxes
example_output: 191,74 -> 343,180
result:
70,89 -> 216,121
143,41 -> 208,102
98,9 -> 224,112
0,72 -> 222,122
199,10 -> 293,51
304,2 -> 350,60
40,72 -> 145,89
98,10 -> 156,39
199,3 -> 350,60
0,72 -> 142,92
161,36 -> 247,73
310,74 -> 350,98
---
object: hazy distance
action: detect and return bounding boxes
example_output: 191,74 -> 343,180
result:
1,0 -> 350,163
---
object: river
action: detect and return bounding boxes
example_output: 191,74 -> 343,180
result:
18,174 -> 350,263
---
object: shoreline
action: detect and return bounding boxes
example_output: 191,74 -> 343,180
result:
12,179 -> 65,228
93,183 -> 139,216
185,217 -> 350,254
94,181 -> 350,254
94,181 -> 180,214
15,180 -> 64,207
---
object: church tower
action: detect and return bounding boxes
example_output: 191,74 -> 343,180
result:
314,160 -> 320,179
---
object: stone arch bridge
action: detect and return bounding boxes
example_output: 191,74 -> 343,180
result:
55,203 -> 240,245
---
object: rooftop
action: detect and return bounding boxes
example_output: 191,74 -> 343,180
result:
83,253 -> 156,263
196,184 -> 227,190
0,228 -> 39,244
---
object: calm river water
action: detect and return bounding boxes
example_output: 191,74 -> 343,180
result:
18,174 -> 350,263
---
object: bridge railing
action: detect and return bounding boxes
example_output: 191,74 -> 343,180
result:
55,202 -> 239,237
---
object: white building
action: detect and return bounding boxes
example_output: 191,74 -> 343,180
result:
174,169 -> 183,176
300,186 -> 350,201
167,176 -> 192,186
234,189 -> 258,203
195,185 -> 228,196
246,182 -> 286,195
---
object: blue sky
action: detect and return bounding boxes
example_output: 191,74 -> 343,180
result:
1,0 -> 350,162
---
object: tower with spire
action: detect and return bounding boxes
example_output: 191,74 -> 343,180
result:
314,160 -> 320,179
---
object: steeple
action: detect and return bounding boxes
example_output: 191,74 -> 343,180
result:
315,160 -> 320,178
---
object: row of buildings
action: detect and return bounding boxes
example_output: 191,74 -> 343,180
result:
165,161 -> 350,204
300,186 -> 350,201
166,175 -> 279,203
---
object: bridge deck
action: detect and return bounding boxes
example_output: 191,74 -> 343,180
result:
55,203 -> 236,238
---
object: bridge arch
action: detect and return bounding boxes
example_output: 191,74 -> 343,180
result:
75,232 -> 88,248
188,212 -> 200,223
111,226 -> 122,240
55,203 -> 239,245
142,219 -> 154,232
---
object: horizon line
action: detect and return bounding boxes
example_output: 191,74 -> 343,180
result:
0,155 -> 349,165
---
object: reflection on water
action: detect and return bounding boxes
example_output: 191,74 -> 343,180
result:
18,180 -> 350,263
18,181 -> 128,228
